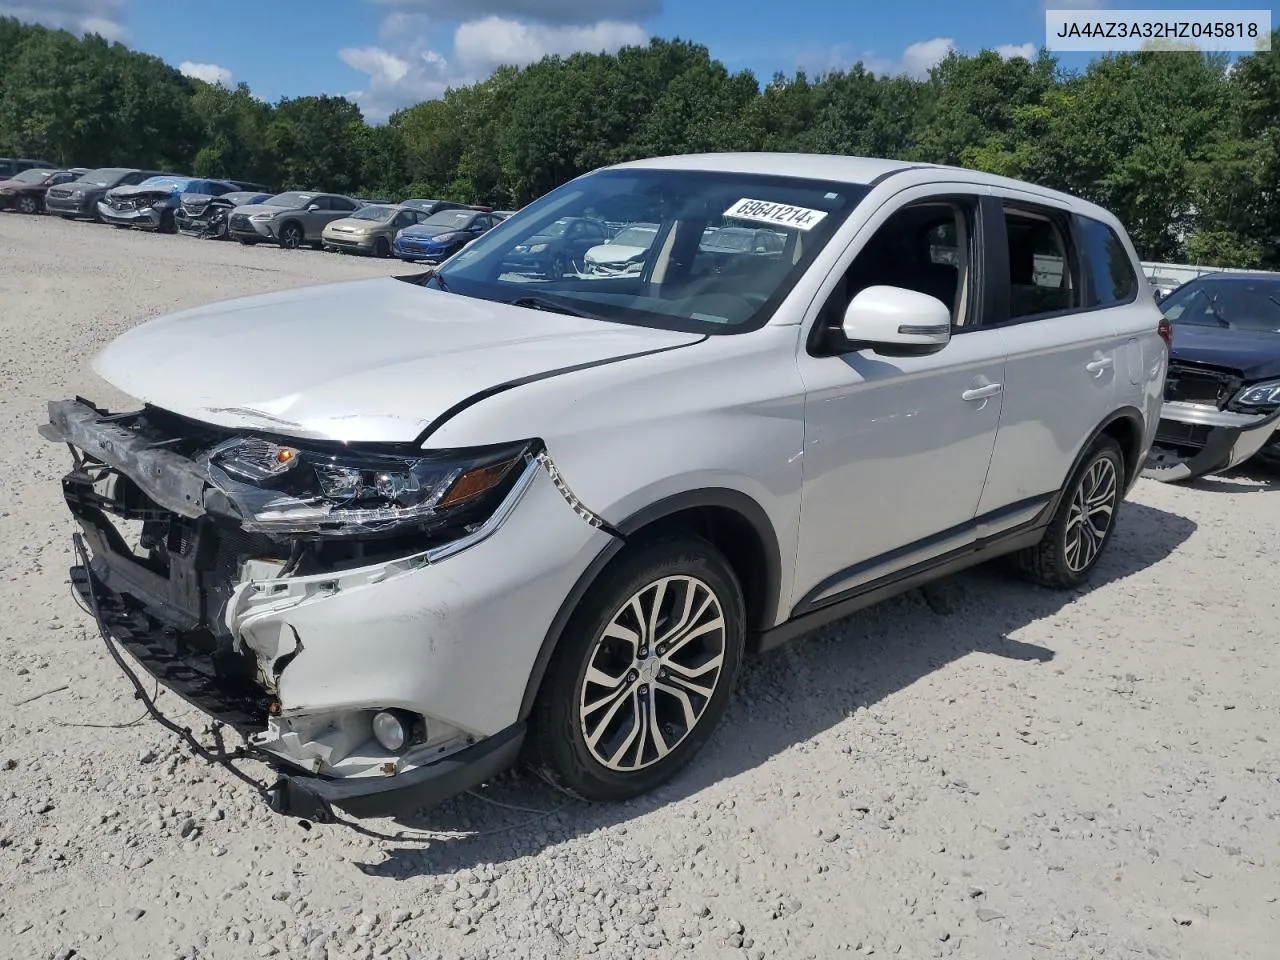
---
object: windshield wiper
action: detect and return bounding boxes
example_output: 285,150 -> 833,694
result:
509,295 -> 598,319
429,271 -> 450,293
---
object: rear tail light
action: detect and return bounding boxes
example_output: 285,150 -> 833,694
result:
1157,317 -> 1172,350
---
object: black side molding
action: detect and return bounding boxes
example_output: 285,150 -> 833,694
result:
753,518 -> 1047,653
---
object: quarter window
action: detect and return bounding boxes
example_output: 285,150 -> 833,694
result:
1003,206 -> 1080,320
1077,216 -> 1138,306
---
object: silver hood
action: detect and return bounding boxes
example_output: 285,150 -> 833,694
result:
92,277 -> 703,444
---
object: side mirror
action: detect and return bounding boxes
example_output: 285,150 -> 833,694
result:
307,204 -> 321,212
842,285 -> 952,356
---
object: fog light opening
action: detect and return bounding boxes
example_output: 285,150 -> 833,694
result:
372,709 -> 420,753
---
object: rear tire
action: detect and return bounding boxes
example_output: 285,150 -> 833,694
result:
531,536 -> 745,802
1014,436 -> 1124,589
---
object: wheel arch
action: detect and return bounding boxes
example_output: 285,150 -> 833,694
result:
516,487 -> 784,720
1049,406 -> 1146,519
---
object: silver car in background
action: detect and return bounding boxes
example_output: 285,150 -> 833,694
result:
227,191 -> 362,250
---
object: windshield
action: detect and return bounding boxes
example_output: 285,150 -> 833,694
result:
11,169 -> 51,184
611,226 -> 658,247
435,168 -> 865,334
422,210 -> 474,228
1161,277 -> 1280,333
138,176 -> 190,190
704,228 -> 757,252
264,192 -> 316,208
350,204 -> 397,222
77,167 -> 131,187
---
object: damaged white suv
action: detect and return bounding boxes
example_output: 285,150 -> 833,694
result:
44,154 -> 1167,821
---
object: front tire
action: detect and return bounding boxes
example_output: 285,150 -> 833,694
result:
372,237 -> 391,258
531,537 -> 745,801
17,195 -> 38,215
278,222 -> 303,250
1014,436 -> 1124,589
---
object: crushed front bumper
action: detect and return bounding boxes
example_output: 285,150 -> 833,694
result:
70,540 -> 526,821
1143,401 -> 1280,482
97,203 -> 165,229
43,398 -> 613,819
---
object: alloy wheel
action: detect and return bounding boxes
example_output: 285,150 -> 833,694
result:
578,575 -> 727,772
1064,456 -> 1118,573
18,196 -> 38,214
280,224 -> 302,249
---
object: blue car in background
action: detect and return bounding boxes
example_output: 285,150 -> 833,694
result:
393,209 -> 503,264
98,176 -> 238,232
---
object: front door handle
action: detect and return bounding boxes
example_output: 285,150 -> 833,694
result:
961,383 -> 1003,402
1085,356 -> 1114,377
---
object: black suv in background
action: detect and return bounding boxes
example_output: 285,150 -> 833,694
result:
45,167 -> 169,221
1146,273 -> 1280,481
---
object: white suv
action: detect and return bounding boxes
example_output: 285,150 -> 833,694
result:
44,154 -> 1167,821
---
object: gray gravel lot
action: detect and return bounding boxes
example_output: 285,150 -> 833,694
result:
1,213 -> 1278,960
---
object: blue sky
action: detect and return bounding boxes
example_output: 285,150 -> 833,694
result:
3,1 -> 1274,121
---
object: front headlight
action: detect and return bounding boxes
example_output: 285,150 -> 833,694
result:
203,437 -> 536,537
431,232 -> 464,243
1234,381 -> 1280,408
249,212 -> 273,221
529,243 -> 548,253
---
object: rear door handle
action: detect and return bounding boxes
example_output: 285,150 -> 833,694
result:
961,383 -> 1003,401
1085,357 -> 1114,376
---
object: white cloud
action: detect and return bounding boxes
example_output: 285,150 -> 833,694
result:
179,60 -> 233,86
370,0 -> 660,27
859,36 -> 1041,79
341,12 -> 649,121
901,37 -> 957,79
0,0 -> 126,40
453,16 -> 648,70
996,42 -> 1038,61
339,38 -> 456,123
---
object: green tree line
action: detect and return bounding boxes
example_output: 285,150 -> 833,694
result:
1,17 -> 1278,267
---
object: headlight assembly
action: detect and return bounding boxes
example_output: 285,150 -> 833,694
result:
203,437 -> 537,537
1234,381 -> 1280,408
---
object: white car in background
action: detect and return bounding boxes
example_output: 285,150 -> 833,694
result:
44,153 -> 1166,822
582,223 -> 659,277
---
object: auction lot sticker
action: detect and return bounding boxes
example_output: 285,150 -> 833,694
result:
724,198 -> 828,231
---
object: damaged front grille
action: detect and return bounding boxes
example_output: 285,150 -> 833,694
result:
1164,361 -> 1242,409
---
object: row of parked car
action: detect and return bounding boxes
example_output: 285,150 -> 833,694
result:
0,158 -> 526,266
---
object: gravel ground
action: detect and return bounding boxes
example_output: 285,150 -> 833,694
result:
1,213 -> 1278,960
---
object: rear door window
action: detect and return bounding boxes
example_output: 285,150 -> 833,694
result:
1002,205 -> 1081,320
